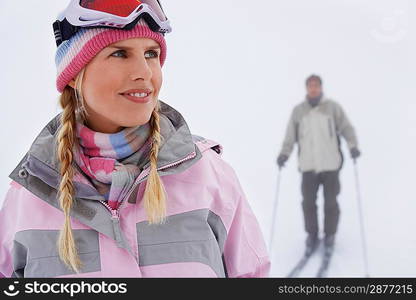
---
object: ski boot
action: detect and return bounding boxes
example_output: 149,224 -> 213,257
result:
324,234 -> 335,256
305,233 -> 319,256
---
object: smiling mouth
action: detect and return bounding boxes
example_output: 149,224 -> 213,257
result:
120,91 -> 153,104
121,92 -> 151,98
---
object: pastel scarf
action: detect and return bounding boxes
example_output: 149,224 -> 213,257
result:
74,121 -> 152,210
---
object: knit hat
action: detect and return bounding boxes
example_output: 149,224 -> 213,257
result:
55,19 -> 167,93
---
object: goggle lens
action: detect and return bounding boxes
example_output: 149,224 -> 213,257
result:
79,0 -> 143,18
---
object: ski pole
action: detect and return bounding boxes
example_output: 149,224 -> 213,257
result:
353,159 -> 370,277
269,167 -> 282,254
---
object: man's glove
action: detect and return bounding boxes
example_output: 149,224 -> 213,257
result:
350,147 -> 361,159
277,154 -> 288,168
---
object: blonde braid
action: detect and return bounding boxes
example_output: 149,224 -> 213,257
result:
143,101 -> 167,224
56,86 -> 82,273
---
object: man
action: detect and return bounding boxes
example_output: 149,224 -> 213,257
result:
277,74 -> 361,255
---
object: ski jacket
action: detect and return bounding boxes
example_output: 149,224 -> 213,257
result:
279,96 -> 358,173
0,102 -> 270,278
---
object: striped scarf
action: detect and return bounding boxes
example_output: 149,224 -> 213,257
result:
74,121 -> 152,210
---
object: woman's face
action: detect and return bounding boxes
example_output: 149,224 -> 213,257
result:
71,37 -> 163,133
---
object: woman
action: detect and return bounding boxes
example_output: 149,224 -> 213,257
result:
0,0 -> 270,277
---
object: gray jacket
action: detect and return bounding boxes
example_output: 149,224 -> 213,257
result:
279,96 -> 358,173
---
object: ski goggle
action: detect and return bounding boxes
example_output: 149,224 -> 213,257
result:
53,0 -> 171,47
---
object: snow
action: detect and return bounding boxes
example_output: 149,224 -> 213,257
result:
0,0 -> 415,277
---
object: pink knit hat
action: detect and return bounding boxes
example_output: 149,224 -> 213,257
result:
55,19 -> 167,93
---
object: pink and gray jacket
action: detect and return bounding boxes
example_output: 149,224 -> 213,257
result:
0,102 -> 270,278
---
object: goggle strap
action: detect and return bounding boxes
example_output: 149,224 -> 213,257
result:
155,0 -> 166,16
53,19 -> 78,47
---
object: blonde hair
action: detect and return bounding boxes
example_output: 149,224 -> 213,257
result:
56,69 -> 166,272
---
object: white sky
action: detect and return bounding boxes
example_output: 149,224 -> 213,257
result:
0,0 -> 415,276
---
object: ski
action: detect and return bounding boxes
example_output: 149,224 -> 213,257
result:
316,249 -> 334,278
287,241 -> 320,278
287,254 -> 313,277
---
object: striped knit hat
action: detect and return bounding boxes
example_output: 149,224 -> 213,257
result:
55,19 -> 167,93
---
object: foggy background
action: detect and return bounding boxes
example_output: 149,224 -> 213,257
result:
0,0 -> 414,276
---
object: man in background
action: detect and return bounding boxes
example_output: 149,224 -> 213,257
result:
277,74 -> 361,255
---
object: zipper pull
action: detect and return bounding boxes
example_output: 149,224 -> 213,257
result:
110,209 -> 124,248
110,209 -> 119,220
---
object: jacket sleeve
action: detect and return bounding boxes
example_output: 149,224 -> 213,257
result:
0,181 -> 22,278
221,171 -> 271,278
279,108 -> 298,157
333,102 -> 359,150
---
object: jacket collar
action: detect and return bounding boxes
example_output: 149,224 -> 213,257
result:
8,101 -> 202,248
304,94 -> 328,108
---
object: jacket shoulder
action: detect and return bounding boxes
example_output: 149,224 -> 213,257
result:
192,135 -> 223,155
190,135 -> 240,191
323,98 -> 341,108
323,98 -> 344,116
293,101 -> 305,111
291,101 -> 309,120
2,180 -> 38,210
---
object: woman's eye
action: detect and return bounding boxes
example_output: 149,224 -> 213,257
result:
111,50 -> 127,58
144,50 -> 159,59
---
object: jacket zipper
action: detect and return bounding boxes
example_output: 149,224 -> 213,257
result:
123,150 -> 197,203
99,199 -> 124,249
99,151 -> 197,215
328,118 -> 334,138
97,151 -> 197,251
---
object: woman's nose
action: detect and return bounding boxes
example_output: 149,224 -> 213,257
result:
130,56 -> 152,81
